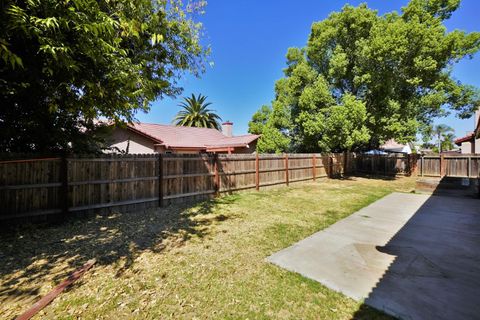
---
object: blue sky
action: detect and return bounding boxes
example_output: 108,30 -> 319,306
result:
138,0 -> 480,139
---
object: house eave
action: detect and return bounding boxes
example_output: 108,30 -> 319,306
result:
454,134 -> 474,146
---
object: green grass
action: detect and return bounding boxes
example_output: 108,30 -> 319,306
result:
0,176 -> 415,319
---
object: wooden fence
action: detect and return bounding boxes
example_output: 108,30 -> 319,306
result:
355,154 -> 414,176
418,154 -> 480,178
0,153 -> 353,221
2,152 -> 476,222
355,153 -> 480,178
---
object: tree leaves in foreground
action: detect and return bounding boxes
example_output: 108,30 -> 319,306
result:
173,94 -> 222,130
249,0 -> 480,153
0,0 -> 208,153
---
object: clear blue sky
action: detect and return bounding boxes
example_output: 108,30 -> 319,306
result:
138,0 -> 480,139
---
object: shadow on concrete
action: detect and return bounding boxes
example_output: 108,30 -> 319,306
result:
416,176 -> 480,198
351,178 -> 480,319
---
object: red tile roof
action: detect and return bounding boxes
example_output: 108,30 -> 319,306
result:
127,122 -> 259,150
454,133 -> 474,145
453,113 -> 479,145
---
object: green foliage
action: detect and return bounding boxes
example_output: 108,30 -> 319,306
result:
0,0 -> 208,153
173,94 -> 222,129
249,0 -> 480,152
314,94 -> 371,152
256,122 -> 291,154
248,105 -> 271,135
440,132 -> 456,151
433,124 -> 455,152
420,123 -> 456,152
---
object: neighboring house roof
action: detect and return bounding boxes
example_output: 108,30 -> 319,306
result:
455,114 -> 480,145
380,139 -> 405,150
379,139 -> 413,154
454,133 -> 474,145
126,122 -> 259,150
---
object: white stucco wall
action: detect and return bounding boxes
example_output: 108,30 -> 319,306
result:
107,128 -> 156,154
460,141 -> 473,154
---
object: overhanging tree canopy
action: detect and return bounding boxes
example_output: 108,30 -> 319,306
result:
249,0 -> 480,153
0,0 -> 208,153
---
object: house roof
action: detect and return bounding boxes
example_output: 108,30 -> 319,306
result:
378,139 -> 414,154
454,133 -> 474,145
456,113 -> 480,145
126,122 -> 259,150
380,139 -> 405,150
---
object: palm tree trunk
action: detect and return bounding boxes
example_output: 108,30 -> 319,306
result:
438,133 -> 441,153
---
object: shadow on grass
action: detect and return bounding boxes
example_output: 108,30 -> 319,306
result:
345,173 -> 399,181
0,196 -> 236,310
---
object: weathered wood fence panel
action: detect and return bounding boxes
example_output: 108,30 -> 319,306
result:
162,154 -> 214,202
67,155 -> 159,213
2,152 -> 478,221
355,154 -> 411,176
218,154 -> 256,192
417,155 -> 480,178
420,157 -> 441,176
0,158 -> 63,219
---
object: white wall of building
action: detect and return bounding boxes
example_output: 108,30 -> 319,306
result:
460,141 -> 472,154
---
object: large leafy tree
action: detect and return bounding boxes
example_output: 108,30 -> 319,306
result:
249,102 -> 291,153
173,93 -> 222,129
249,0 -> 480,153
248,105 -> 271,135
0,0 -> 208,153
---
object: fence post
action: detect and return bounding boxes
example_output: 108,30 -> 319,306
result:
312,154 -> 316,181
285,154 -> 289,186
404,154 -> 408,176
343,151 -> 348,175
421,155 -> 424,177
60,155 -> 69,215
440,154 -> 445,177
255,153 -> 260,191
214,154 -> 220,196
329,155 -> 334,178
158,154 -> 164,207
413,154 -> 419,176
467,156 -> 471,178
384,155 -> 387,176
371,155 -> 375,175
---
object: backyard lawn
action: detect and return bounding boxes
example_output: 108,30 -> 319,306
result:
1,176 -> 415,319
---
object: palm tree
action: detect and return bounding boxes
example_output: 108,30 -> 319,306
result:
433,124 -> 454,153
173,94 -> 222,130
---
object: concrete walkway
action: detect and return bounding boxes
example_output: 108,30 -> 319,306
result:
267,193 -> 480,320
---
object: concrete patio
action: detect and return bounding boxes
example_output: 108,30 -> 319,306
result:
267,192 -> 480,320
